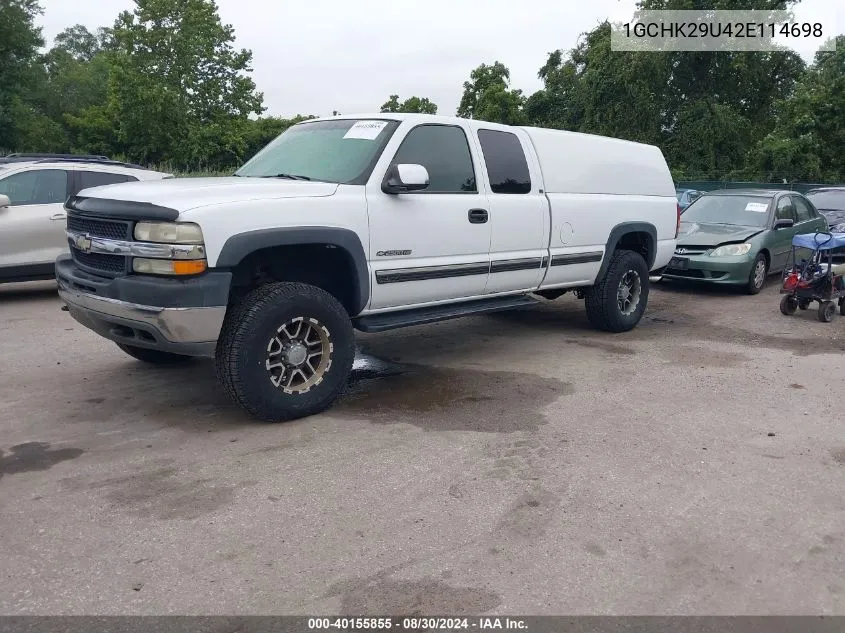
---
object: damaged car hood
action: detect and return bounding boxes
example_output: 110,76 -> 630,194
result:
676,222 -> 764,247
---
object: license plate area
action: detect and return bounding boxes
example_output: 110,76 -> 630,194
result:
669,257 -> 689,270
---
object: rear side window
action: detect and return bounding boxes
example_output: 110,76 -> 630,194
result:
78,171 -> 134,192
792,196 -> 814,222
390,125 -> 477,193
477,129 -> 531,194
0,169 -> 69,205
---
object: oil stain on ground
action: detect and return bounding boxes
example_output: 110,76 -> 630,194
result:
81,465 -> 240,520
325,569 -> 500,615
0,442 -> 84,479
339,355 -> 571,433
493,488 -> 560,542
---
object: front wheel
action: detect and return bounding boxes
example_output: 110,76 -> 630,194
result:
746,253 -> 768,295
116,343 -> 192,364
584,249 -> 650,333
215,282 -> 355,422
780,295 -> 798,315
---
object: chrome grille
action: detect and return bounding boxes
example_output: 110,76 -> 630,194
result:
72,251 -> 127,275
674,246 -> 709,256
67,215 -> 131,240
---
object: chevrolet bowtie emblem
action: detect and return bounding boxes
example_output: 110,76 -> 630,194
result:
74,234 -> 93,253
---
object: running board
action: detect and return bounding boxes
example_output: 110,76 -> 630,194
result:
353,295 -> 540,333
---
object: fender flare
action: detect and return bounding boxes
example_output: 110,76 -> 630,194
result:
216,227 -> 370,315
597,222 -> 658,280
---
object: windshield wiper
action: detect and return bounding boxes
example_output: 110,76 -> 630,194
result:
261,173 -> 312,181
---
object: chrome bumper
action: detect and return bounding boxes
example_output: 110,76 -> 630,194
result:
58,279 -> 226,357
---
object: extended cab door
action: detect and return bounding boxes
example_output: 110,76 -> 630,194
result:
471,125 -> 549,293
0,168 -> 70,271
365,122 -> 492,310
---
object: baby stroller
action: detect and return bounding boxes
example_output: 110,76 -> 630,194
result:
779,231 -> 845,322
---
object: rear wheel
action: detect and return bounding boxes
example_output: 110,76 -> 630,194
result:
584,249 -> 649,333
746,253 -> 768,295
116,343 -> 192,364
818,300 -> 836,323
780,295 -> 798,315
215,282 -> 355,422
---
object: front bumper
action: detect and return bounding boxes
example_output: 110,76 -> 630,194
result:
662,254 -> 753,285
56,255 -> 231,357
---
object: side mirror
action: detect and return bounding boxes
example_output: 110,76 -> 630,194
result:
774,218 -> 794,230
382,164 -> 429,194
0,194 -> 10,210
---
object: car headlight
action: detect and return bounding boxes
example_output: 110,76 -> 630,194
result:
710,243 -> 752,257
134,221 -> 203,244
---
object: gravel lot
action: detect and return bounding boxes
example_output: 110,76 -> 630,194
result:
1,278 -> 844,615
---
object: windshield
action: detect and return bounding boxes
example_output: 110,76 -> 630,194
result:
681,195 -> 772,228
235,119 -> 399,184
806,191 -> 845,211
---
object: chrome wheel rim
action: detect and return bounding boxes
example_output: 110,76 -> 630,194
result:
617,270 -> 642,316
753,260 -> 766,288
265,317 -> 333,394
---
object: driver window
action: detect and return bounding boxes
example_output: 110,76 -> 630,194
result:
775,197 -> 796,222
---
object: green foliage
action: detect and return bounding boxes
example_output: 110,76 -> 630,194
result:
746,36 -> 845,182
0,0 -> 44,150
380,95 -> 438,114
67,0 -> 265,169
457,62 -> 527,125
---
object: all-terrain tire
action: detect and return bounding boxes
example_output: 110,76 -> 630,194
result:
215,282 -> 355,422
116,343 -> 192,364
584,249 -> 650,333
780,295 -> 798,315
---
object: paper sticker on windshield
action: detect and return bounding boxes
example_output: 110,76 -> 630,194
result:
745,202 -> 768,212
343,121 -> 388,140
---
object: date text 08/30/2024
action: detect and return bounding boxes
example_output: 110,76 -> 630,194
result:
307,618 -> 528,631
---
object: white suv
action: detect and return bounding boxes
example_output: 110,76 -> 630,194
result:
0,154 -> 170,284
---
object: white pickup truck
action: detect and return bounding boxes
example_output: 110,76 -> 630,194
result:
57,114 -> 678,421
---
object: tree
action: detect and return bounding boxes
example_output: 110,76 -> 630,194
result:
380,94 -> 437,114
457,62 -> 526,124
71,0 -> 264,168
746,36 -> 845,182
0,0 -> 44,150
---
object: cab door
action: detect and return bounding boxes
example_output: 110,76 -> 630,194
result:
0,169 -> 70,270
365,122 -> 492,310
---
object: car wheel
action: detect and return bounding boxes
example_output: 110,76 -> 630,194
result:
215,282 -> 355,422
116,343 -> 193,364
746,253 -> 768,295
780,295 -> 798,315
818,300 -> 836,323
585,249 -> 650,333
840,299 -> 845,316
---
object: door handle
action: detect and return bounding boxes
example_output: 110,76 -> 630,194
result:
50,213 -> 66,221
468,208 -> 488,224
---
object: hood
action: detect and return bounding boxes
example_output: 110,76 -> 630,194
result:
76,177 -> 339,213
676,221 -> 764,247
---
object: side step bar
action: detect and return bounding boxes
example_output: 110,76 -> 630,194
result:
353,295 -> 539,333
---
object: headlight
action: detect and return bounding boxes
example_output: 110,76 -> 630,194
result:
134,221 -> 203,244
710,243 -> 752,257
133,258 -> 207,275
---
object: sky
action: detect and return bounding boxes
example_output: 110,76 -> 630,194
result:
36,0 -> 841,119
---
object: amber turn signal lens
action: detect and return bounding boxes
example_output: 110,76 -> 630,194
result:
172,260 -> 207,275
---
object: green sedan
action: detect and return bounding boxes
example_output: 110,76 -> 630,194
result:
662,189 -> 829,294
